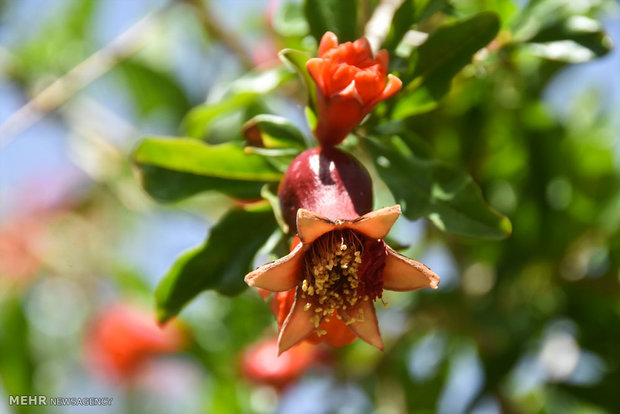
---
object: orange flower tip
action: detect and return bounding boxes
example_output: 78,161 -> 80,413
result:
319,32 -> 339,56
277,294 -> 316,354
376,49 -> 389,72
338,80 -> 364,104
296,209 -> 337,245
382,246 -> 441,292
353,37 -> 372,56
345,205 -> 401,239
306,58 -> 324,86
244,243 -> 304,291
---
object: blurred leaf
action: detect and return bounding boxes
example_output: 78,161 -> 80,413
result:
304,0 -> 358,43
392,12 -> 500,119
367,136 -> 511,239
279,48 -> 317,113
0,299 -> 34,402
524,16 -> 612,62
183,68 -> 290,138
242,114 -> 307,150
155,204 -> 277,322
12,0 -> 97,81
383,0 -> 449,51
273,1 -> 309,37
133,137 -> 283,181
118,60 -> 190,121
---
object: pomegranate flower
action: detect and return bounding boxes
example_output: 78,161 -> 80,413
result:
241,337 -> 323,390
245,206 -> 439,354
85,303 -> 184,383
307,32 -> 402,147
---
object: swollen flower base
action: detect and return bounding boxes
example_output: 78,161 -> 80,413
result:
245,206 -> 440,354
278,146 -> 372,232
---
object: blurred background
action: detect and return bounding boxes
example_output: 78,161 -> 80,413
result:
1,0 -> 620,413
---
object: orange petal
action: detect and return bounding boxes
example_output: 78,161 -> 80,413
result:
296,209 -> 337,244
344,205 -> 401,239
304,311 -> 357,347
383,246 -> 440,291
353,37 -> 372,60
368,74 -> 402,108
375,49 -> 389,74
354,67 -> 384,103
340,300 -> 383,350
278,290 -> 317,354
319,31 -> 339,56
244,242 -> 304,291
337,80 -> 364,104
306,58 -> 326,90
330,65 -> 357,95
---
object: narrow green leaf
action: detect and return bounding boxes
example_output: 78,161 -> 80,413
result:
261,183 -> 289,234
242,114 -> 308,150
392,12 -> 500,119
304,0 -> 358,43
279,48 -> 317,113
367,136 -> 511,239
136,165 -> 266,202
156,205 -> 277,322
133,137 -> 283,182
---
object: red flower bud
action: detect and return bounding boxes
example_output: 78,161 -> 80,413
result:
241,337 -> 323,390
307,32 -> 402,147
278,147 -> 373,232
85,304 -> 184,383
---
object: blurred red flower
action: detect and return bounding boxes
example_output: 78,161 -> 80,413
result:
241,336 -> 323,390
85,303 -> 184,383
307,32 -> 402,147
0,215 -> 52,284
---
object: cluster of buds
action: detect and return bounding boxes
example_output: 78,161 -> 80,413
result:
245,33 -> 439,355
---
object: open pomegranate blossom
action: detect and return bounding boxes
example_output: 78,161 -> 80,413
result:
245,147 -> 439,354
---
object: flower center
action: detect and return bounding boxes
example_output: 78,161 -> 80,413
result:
300,229 -> 385,330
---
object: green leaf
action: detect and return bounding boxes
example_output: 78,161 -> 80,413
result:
117,60 -> 190,121
367,136 -> 511,239
525,16 -> 612,62
304,0 -> 358,43
383,0 -> 417,52
183,68 -> 290,138
0,299 -> 34,399
383,0 -> 449,51
273,1 -> 309,37
136,165 -> 266,202
133,137 -> 283,181
155,205 -> 278,322
133,137 -> 283,201
279,48 -> 317,113
261,183 -> 289,234
242,114 -> 307,150
392,12 -> 500,119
